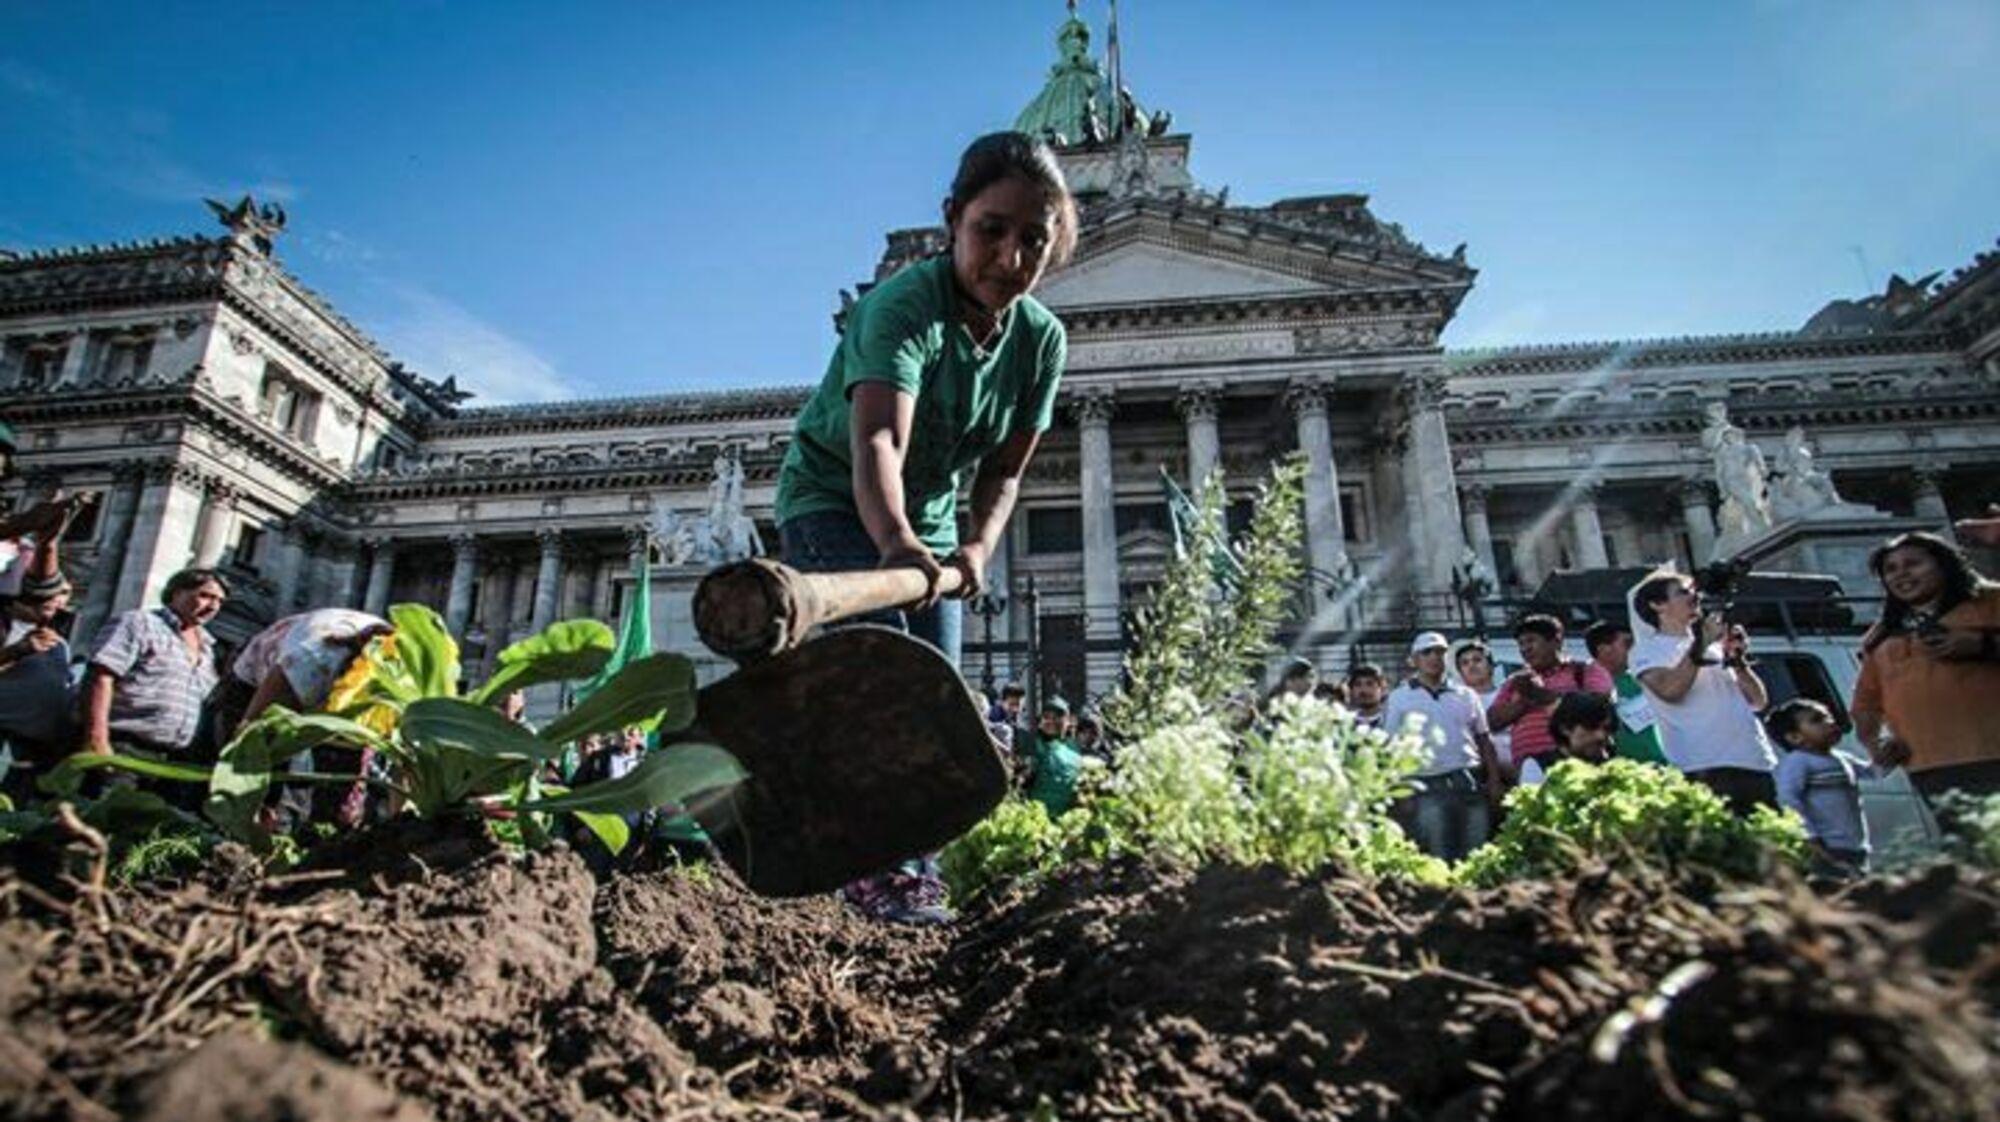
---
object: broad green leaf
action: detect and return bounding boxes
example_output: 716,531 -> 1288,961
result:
519,743 -> 744,816
208,708 -> 399,842
41,752 -> 212,795
403,698 -> 565,762
388,603 -> 460,698
571,810 -> 631,855
468,619 -> 615,706
538,653 -> 698,746
79,785 -> 202,838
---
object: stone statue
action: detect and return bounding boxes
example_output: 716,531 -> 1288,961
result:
653,450 -> 763,566
1767,426 -> 1879,522
1701,404 -> 1772,542
1452,547 -> 1494,597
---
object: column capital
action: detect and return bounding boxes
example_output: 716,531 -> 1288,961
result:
1676,477 -> 1714,507
1066,388 -> 1115,427
1283,378 -> 1328,419
536,527 -> 565,555
1175,382 -> 1221,423
1911,461 -> 1947,488
1397,370 -> 1449,412
1570,481 -> 1602,505
449,531 -> 480,559
110,459 -> 149,484
203,478 -> 239,507
361,534 -> 396,553
1459,482 -> 1490,513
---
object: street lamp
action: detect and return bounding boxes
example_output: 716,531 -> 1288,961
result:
969,585 -> 1008,697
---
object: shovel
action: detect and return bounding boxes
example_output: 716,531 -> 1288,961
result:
673,558 -> 1005,897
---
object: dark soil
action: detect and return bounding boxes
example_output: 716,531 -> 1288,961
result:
2,821 -> 1996,1122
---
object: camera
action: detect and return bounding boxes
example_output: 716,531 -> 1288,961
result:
1692,555 -> 1754,619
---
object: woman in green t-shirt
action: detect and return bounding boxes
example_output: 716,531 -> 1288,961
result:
774,132 -> 1078,923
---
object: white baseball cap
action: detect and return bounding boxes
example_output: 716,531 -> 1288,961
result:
1409,631 -> 1451,655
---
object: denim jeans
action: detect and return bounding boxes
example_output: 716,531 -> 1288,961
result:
776,510 -> 963,665
777,508 -> 962,919
1390,769 -> 1492,862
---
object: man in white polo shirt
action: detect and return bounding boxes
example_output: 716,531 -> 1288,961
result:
1383,631 -> 1507,860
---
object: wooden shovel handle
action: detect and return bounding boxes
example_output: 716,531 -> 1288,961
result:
693,557 -> 966,662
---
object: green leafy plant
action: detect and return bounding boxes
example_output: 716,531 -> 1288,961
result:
45,604 -> 744,858
1100,457 -> 1308,743
112,824 -> 213,883
942,691 -> 1445,900
1455,758 -> 1807,887
1930,791 -> 2000,870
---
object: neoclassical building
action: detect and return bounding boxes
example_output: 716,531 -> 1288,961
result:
5,10 -> 1997,704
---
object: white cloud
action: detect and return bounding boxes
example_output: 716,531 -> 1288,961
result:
373,284 -> 583,406
0,57 -> 298,205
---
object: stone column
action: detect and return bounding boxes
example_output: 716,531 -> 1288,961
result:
274,525 -> 311,615
1912,466 -> 1951,528
1460,483 -> 1499,583
591,553 -> 616,621
1072,391 -> 1120,694
113,460 -> 204,612
1176,382 -> 1222,492
1568,484 -> 1610,570
189,480 -> 238,569
57,330 -> 89,387
1401,373 -> 1469,594
445,533 -> 480,637
362,538 -> 397,617
530,529 -> 564,634
1287,379 -> 1347,610
75,462 -> 145,646
1677,479 -> 1718,567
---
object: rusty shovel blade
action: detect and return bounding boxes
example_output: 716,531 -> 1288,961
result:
676,625 -> 1007,898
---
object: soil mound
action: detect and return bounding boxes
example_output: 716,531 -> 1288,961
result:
596,865 -> 949,1111
939,858 -> 2000,1122
2,831 -> 1996,1122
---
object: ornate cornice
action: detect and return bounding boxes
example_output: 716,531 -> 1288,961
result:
433,385 -> 814,437
342,448 -> 785,502
1443,384 -> 2000,445
1445,330 -> 1957,378
1055,283 -> 1464,336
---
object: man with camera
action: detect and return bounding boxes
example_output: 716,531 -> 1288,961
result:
1628,571 -> 1779,814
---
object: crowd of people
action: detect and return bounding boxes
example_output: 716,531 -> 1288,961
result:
985,529 -> 2000,879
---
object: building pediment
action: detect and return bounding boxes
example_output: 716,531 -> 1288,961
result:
1037,203 -> 1474,318
1038,241 -> 1324,307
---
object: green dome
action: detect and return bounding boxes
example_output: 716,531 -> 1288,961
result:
1013,16 -> 1106,147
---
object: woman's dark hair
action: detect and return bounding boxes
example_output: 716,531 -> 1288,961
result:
1548,690 -> 1617,744
1866,532 -> 1989,649
1631,574 -> 1687,629
1512,614 -> 1564,642
945,131 -> 1079,268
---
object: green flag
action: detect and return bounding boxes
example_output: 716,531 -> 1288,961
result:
1161,467 -> 1242,587
576,543 -> 653,704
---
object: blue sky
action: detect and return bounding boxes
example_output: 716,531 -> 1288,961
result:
3,1 -> 1995,404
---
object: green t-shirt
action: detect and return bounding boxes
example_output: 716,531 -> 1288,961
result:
1025,732 -> 1084,817
1613,671 -> 1669,765
775,255 -> 1068,552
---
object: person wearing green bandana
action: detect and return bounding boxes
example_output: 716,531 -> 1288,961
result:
774,132 -> 1079,926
